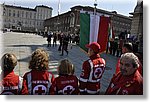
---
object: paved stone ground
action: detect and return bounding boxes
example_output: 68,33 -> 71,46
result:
1,31 -> 118,94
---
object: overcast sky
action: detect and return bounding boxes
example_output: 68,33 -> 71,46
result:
1,0 -> 138,17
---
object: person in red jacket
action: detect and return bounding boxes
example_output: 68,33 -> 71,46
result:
50,59 -> 79,95
0,53 -> 22,95
21,48 -> 54,95
105,53 -> 143,95
115,43 -> 142,76
79,42 -> 106,95
115,43 -> 133,74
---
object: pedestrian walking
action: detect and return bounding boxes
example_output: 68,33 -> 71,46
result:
79,42 -> 106,95
0,53 -> 22,95
53,33 -> 57,47
58,33 -> 63,51
21,48 -> 55,95
61,34 -> 69,56
50,59 -> 79,95
105,53 -> 143,95
47,33 -> 52,47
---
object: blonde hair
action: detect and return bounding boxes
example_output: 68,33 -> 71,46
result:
29,48 -> 49,71
58,59 -> 75,75
1,53 -> 17,71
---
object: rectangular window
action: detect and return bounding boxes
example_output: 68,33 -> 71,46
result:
13,10 -> 15,17
22,11 -> 24,18
26,12 -> 28,18
17,11 -> 19,17
3,7 -> 6,16
9,10 -> 11,16
34,13 -> 36,19
30,12 -> 32,19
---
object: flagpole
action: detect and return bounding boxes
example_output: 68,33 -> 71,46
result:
94,0 -> 97,15
93,0 -> 97,43
58,0 -> 60,15
57,0 -> 60,33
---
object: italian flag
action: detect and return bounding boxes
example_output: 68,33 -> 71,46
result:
79,13 -> 110,53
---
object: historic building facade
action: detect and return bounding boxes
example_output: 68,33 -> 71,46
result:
1,3 -> 52,32
44,5 -> 132,37
130,1 -> 143,37
130,0 -> 143,52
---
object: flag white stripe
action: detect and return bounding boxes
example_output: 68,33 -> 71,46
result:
89,14 -> 100,43
90,14 -> 96,43
95,15 -> 100,42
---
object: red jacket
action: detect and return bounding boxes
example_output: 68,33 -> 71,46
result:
0,71 -> 22,95
79,54 -> 106,94
21,70 -> 54,95
50,75 -> 79,95
105,70 -> 143,95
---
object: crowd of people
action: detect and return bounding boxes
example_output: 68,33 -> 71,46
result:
106,37 -> 142,58
106,36 -> 143,76
46,32 -> 80,56
0,41 -> 143,95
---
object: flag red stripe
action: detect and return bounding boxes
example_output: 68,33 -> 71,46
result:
97,16 -> 110,53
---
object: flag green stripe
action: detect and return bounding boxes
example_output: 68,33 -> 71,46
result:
79,13 -> 90,52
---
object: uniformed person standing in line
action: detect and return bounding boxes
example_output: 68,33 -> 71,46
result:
115,42 -> 143,76
0,53 -> 22,95
50,59 -> 79,95
105,53 -> 143,95
79,42 -> 106,95
21,48 -> 55,95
